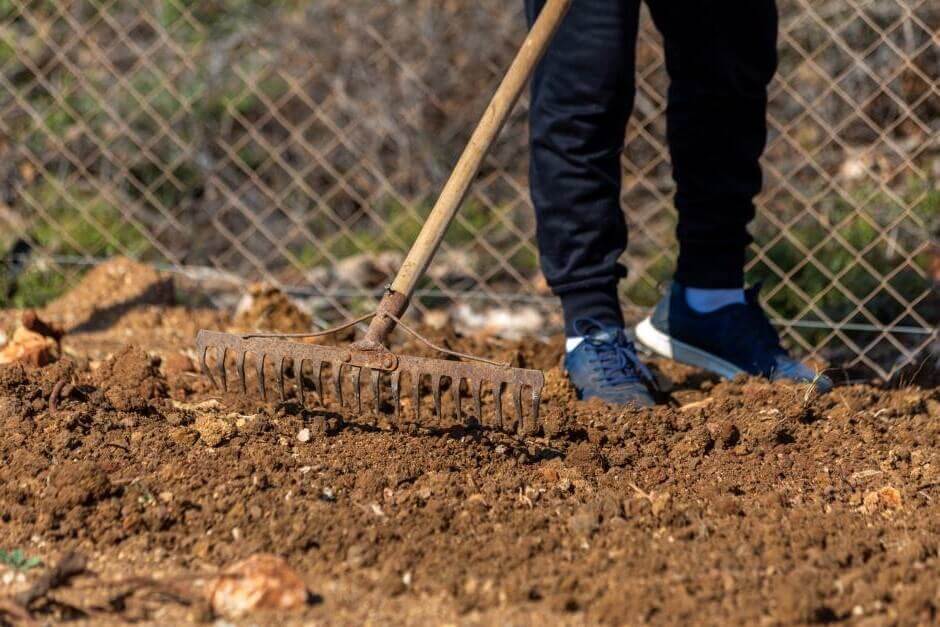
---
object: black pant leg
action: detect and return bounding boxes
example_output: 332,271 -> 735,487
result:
646,0 -> 778,289
527,0 -> 641,333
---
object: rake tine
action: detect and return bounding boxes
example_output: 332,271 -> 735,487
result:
371,369 -> 381,414
494,381 -> 503,429
277,357 -> 286,401
256,352 -> 266,401
531,387 -> 541,428
310,360 -> 323,406
431,374 -> 442,417
413,371 -> 421,423
352,366 -> 362,415
390,371 -> 401,421
235,350 -> 247,394
200,346 -> 217,389
194,330 -> 545,435
295,359 -> 305,407
333,363 -> 344,408
472,379 -> 482,424
218,347 -> 228,392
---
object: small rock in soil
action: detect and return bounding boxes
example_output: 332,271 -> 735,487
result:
207,553 -> 311,618
862,486 -> 902,514
568,505 -> 600,538
195,415 -> 235,447
0,326 -> 59,367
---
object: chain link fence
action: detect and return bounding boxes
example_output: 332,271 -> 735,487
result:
0,0 -> 937,379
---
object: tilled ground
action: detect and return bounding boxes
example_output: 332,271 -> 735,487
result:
0,264 -> 938,625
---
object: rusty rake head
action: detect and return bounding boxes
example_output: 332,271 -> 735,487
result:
195,330 -> 544,434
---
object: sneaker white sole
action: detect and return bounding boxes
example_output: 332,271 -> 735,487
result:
635,317 -> 743,380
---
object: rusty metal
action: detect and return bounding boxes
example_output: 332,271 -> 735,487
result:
195,328 -> 544,434
195,284 -> 546,433
354,290 -> 409,352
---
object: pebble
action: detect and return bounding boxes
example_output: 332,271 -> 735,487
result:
207,554 -> 310,618
568,507 -> 600,537
297,428 -> 311,443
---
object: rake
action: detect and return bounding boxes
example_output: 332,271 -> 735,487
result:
196,0 -> 572,434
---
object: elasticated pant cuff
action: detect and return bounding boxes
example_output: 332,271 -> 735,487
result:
675,245 -> 746,289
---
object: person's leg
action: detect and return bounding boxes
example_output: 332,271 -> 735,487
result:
646,0 -> 778,290
635,1 -> 830,392
526,0 -> 641,335
528,0 -> 656,407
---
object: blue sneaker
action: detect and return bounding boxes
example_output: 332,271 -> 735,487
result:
564,319 -> 657,408
635,283 -> 833,392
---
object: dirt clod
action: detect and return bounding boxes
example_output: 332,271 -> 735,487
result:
568,505 -> 600,538
565,441 -> 607,475
862,486 -> 903,514
207,554 -> 311,618
93,346 -> 167,411
47,461 -> 112,510
233,284 -> 311,334
194,414 -> 235,447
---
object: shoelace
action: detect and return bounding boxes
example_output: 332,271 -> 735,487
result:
573,319 -> 657,388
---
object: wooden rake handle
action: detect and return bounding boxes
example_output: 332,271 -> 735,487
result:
390,0 -> 572,297
360,0 -> 573,348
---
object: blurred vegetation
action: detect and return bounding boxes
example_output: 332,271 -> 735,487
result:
0,0 -> 936,373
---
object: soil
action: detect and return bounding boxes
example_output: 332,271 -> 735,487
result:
0,262 -> 938,625
232,283 -> 313,334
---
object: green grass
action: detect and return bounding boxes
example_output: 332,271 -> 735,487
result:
27,185 -> 153,258
293,197 -> 500,269
750,183 -> 936,346
0,184 -> 158,308
0,548 -> 42,573
0,269 -> 68,309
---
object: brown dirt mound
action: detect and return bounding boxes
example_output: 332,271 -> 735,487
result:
42,257 -> 174,331
233,283 -> 312,334
0,304 -> 937,624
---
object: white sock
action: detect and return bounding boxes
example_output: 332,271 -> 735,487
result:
685,287 -> 746,313
566,337 -> 584,352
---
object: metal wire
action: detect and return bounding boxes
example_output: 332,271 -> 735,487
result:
240,313 -> 376,339
383,312 -> 511,368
